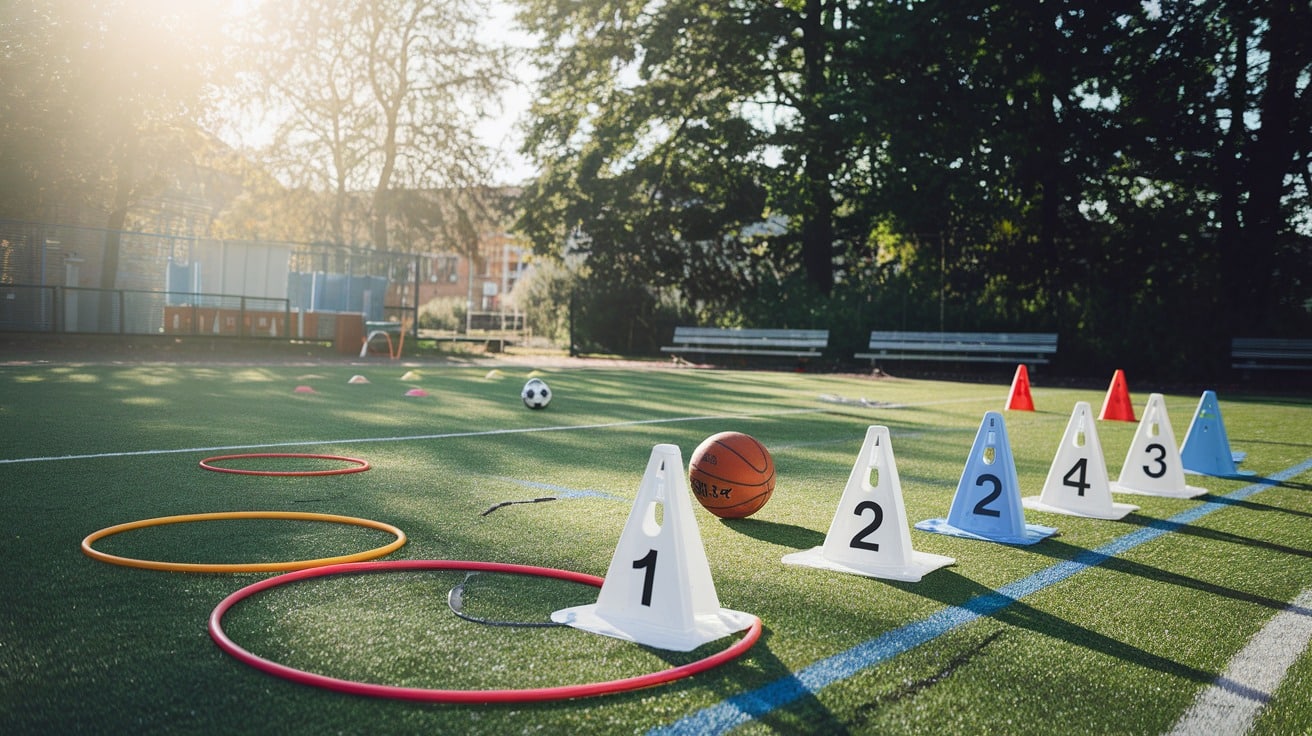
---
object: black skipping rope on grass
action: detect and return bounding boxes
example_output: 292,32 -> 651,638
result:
446,572 -> 565,628
480,496 -> 557,516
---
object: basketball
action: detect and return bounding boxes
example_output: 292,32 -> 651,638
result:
688,431 -> 775,519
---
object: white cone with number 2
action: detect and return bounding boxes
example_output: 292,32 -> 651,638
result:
1023,401 -> 1138,519
1112,393 -> 1208,498
552,444 -> 754,651
783,426 -> 954,582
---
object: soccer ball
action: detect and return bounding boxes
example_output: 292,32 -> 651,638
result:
521,378 -> 552,410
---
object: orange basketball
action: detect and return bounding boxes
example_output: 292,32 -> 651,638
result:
688,431 -> 775,519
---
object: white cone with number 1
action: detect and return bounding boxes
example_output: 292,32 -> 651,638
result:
1023,401 -> 1138,519
783,426 -> 954,582
552,444 -> 754,652
1112,393 -> 1208,498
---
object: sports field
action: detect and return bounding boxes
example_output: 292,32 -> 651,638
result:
2,356 -> 1309,735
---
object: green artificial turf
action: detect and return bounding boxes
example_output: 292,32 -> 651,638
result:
1,360 -> 1309,734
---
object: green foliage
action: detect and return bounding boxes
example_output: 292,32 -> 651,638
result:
417,296 -> 466,332
512,0 -> 1312,378
505,257 -> 577,345
0,1 -> 225,224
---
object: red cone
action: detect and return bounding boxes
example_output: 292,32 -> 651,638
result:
1005,364 -> 1035,411
1098,369 -> 1136,422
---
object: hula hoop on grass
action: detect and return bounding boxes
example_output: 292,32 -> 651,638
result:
81,511 -> 406,573
209,559 -> 763,703
199,453 -> 371,476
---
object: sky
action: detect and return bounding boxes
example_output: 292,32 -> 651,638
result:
214,0 -> 540,187
476,1 -> 538,185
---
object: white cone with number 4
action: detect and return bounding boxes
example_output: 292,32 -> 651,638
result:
552,444 -> 754,651
1112,393 -> 1208,498
783,426 -> 954,582
1023,402 -> 1138,519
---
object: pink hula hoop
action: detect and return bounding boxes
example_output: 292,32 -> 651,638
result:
199,453 -> 371,476
209,559 -> 762,703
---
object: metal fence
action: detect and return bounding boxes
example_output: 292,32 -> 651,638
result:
0,284 -> 292,338
0,218 -> 421,333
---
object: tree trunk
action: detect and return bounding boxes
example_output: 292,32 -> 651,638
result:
799,0 -> 835,295
1232,1 -> 1308,330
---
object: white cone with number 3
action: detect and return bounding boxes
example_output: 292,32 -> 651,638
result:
1023,402 -> 1138,519
551,443 -> 754,651
783,426 -> 954,582
1112,393 -> 1208,498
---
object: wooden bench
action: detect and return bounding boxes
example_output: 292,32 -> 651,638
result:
855,330 -> 1058,365
1231,337 -> 1312,372
660,327 -> 829,361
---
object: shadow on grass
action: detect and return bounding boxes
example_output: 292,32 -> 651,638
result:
1027,535 -> 1305,612
633,625 -> 854,735
719,517 -> 825,551
1118,508 -> 1312,558
1201,493 -> 1312,517
893,567 -> 1219,686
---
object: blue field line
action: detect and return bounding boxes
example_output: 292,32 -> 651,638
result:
649,458 -> 1312,736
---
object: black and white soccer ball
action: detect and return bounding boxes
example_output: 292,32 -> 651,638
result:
521,378 -> 552,410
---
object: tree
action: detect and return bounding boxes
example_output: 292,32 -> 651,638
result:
513,0 -> 860,306
0,0 -> 227,294
231,0 -> 507,250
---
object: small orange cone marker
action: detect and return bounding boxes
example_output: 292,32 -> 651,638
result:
1005,364 -> 1035,411
1098,369 -> 1136,422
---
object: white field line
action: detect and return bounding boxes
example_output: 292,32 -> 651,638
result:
0,410 -> 815,465
1166,587 -> 1312,736
0,395 -> 998,466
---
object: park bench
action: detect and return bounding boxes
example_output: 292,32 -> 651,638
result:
660,326 -> 829,362
1230,337 -> 1312,372
854,330 -> 1058,366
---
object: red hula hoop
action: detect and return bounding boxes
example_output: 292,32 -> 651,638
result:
209,559 -> 762,703
199,453 -> 371,476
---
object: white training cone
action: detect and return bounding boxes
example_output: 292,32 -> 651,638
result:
552,444 -> 754,651
916,411 -> 1057,545
1023,402 -> 1138,519
1112,393 -> 1208,498
783,426 -> 954,582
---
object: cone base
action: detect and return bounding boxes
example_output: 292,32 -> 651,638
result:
1110,482 -> 1209,499
782,547 -> 955,583
551,604 -> 755,652
1181,450 -> 1251,477
1021,496 -> 1138,520
914,518 -> 1057,546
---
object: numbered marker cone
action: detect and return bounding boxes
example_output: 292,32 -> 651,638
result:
1023,402 -> 1138,519
1180,391 -> 1252,477
1111,393 -> 1208,498
1098,369 -> 1136,422
783,426 -> 955,582
915,412 -> 1057,545
552,444 -> 754,652
1005,364 -> 1035,411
